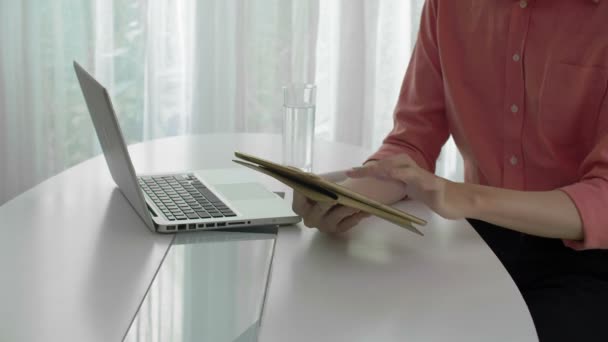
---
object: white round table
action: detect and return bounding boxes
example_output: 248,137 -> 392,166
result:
0,134 -> 537,341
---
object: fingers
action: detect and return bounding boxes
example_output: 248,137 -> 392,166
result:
292,191 -> 313,218
305,204 -> 367,233
304,201 -> 336,228
320,205 -> 361,232
293,192 -> 329,228
334,212 -> 370,233
293,191 -> 338,229
346,162 -> 393,179
292,191 -> 367,233
346,164 -> 379,178
346,155 -> 418,182
388,167 -> 417,183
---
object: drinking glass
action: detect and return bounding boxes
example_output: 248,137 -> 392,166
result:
282,84 -> 316,172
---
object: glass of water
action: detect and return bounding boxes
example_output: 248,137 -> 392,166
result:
282,83 -> 316,172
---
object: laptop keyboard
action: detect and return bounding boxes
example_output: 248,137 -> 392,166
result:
138,174 -> 236,221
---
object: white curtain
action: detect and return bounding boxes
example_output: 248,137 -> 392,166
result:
316,0 -> 422,147
0,0 -> 461,206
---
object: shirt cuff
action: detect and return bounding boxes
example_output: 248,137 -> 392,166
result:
366,143 -> 433,172
560,179 -> 608,250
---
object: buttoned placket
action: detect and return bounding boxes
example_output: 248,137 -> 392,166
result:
501,0 -> 532,189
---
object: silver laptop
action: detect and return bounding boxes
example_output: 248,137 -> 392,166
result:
74,61 -> 300,233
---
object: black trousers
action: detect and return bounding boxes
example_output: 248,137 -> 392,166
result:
470,220 -> 608,342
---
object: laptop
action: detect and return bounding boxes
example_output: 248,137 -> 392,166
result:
73,61 -> 300,233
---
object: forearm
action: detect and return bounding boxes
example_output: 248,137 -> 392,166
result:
455,183 -> 583,240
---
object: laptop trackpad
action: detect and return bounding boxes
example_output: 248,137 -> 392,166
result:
214,183 -> 276,201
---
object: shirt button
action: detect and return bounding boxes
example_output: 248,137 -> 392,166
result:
512,54 -> 521,62
510,156 -> 519,166
519,1 -> 528,8
511,104 -> 519,113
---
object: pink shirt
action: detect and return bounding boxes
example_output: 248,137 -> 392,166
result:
370,0 -> 608,249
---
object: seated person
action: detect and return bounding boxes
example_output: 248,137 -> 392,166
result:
292,1 -> 608,341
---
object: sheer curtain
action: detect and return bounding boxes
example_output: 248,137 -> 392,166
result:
0,0 -> 461,206
316,0 -> 422,147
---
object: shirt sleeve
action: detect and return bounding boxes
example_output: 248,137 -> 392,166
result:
561,92 -> 608,250
367,0 -> 449,172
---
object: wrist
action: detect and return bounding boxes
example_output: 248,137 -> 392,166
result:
446,182 -> 483,219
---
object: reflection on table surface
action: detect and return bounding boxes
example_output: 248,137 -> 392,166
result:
123,230 -> 276,342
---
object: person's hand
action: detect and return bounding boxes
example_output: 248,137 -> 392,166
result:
292,185 -> 370,234
346,154 -> 466,220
